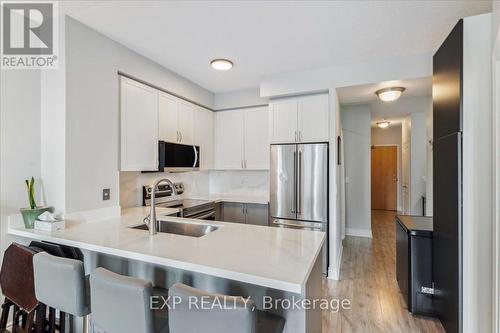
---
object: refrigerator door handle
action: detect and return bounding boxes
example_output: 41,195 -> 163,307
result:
298,150 -> 302,214
292,151 -> 297,214
272,219 -> 323,230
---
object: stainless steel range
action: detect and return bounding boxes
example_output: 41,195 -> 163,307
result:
142,183 -> 215,220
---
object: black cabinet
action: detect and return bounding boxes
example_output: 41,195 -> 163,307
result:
395,215 -> 435,316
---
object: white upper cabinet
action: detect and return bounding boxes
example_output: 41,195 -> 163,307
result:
214,107 -> 269,170
120,77 -> 158,171
214,110 -> 245,169
299,94 -> 329,142
158,92 -> 194,145
158,92 -> 178,143
177,101 -> 194,145
269,98 -> 298,143
244,107 -> 269,169
269,93 -> 329,143
193,106 -> 214,169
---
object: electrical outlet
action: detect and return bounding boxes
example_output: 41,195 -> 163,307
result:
102,188 -> 110,200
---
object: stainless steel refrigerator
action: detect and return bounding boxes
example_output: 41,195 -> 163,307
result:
270,143 -> 328,272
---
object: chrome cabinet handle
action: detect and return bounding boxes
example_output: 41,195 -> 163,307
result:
299,131 -> 302,142
176,131 -> 179,142
180,131 -> 183,142
193,146 -> 198,168
294,131 -> 297,142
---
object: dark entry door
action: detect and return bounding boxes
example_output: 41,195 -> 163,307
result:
432,19 -> 463,333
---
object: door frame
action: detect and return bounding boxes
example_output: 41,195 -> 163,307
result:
371,144 -> 401,212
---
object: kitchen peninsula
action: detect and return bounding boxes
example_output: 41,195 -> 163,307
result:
8,207 -> 325,333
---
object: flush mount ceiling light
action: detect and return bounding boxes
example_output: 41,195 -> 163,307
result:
210,59 -> 233,71
376,120 -> 391,129
375,87 -> 406,102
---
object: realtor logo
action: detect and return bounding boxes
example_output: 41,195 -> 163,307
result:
1,1 -> 58,69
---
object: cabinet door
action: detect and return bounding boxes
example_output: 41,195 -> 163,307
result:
193,106 -> 214,169
245,204 -> 269,226
214,110 -> 245,169
158,92 -> 179,143
244,107 -> 269,169
177,101 -> 195,145
222,202 -> 246,224
298,94 -> 329,142
120,77 -> 158,171
269,98 -> 298,143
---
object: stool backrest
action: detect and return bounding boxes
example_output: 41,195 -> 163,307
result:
32,252 -> 89,317
168,283 -> 256,333
90,268 -> 154,333
0,243 -> 38,312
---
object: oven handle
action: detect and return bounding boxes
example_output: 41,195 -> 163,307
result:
186,210 -> 215,220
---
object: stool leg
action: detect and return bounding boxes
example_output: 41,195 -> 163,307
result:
83,315 -> 89,333
34,303 -> 46,333
12,304 -> 20,333
48,307 -> 56,333
59,311 -> 66,333
24,311 -> 34,333
0,298 -> 12,329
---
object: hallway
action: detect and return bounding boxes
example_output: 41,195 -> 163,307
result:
323,210 -> 444,332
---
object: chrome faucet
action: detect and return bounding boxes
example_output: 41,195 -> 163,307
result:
144,178 -> 178,235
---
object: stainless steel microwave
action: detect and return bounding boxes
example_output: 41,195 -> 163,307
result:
159,141 -> 200,172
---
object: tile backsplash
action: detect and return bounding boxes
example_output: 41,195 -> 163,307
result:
119,170 -> 269,208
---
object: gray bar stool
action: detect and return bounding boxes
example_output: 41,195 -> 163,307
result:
89,267 -> 168,333
33,251 -> 90,332
168,283 -> 285,333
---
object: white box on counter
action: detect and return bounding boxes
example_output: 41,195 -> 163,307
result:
34,219 -> 65,232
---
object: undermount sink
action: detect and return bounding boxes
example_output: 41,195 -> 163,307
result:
131,220 -> 218,238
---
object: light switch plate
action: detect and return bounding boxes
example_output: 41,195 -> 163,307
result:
102,188 -> 110,200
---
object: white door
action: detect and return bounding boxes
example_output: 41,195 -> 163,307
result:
158,92 -> 179,143
177,101 -> 194,145
269,98 -> 298,143
193,106 -> 214,169
299,94 -> 329,142
120,77 -> 158,171
214,110 -> 245,169
244,107 -> 269,169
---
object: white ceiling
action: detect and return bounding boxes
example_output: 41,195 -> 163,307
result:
338,77 -> 432,127
337,76 -> 432,104
64,1 -> 491,93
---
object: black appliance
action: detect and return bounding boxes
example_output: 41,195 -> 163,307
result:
395,215 -> 434,316
157,141 -> 200,172
432,19 -> 463,333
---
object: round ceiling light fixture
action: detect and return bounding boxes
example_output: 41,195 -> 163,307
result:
376,120 -> 391,129
375,87 -> 406,102
210,58 -> 233,71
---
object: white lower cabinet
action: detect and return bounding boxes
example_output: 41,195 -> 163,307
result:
120,77 -> 158,171
214,106 -> 269,170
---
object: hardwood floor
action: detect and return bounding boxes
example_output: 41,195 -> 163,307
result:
322,210 -> 444,333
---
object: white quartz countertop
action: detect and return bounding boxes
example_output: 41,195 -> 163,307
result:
8,207 -> 324,294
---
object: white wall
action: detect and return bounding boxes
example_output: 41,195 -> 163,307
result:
410,111 -> 427,215
341,104 -> 372,238
371,124 -> 402,211
214,87 -> 268,110
462,13 -> 493,333
62,16 -> 214,213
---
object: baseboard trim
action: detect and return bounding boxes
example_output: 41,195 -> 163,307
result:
327,243 -> 343,280
346,227 -> 372,238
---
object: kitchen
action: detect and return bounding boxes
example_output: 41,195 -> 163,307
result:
0,1 -> 497,333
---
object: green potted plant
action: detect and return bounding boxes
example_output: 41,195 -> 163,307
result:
19,177 -> 53,229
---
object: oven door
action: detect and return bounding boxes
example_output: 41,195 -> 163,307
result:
185,210 -> 215,221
